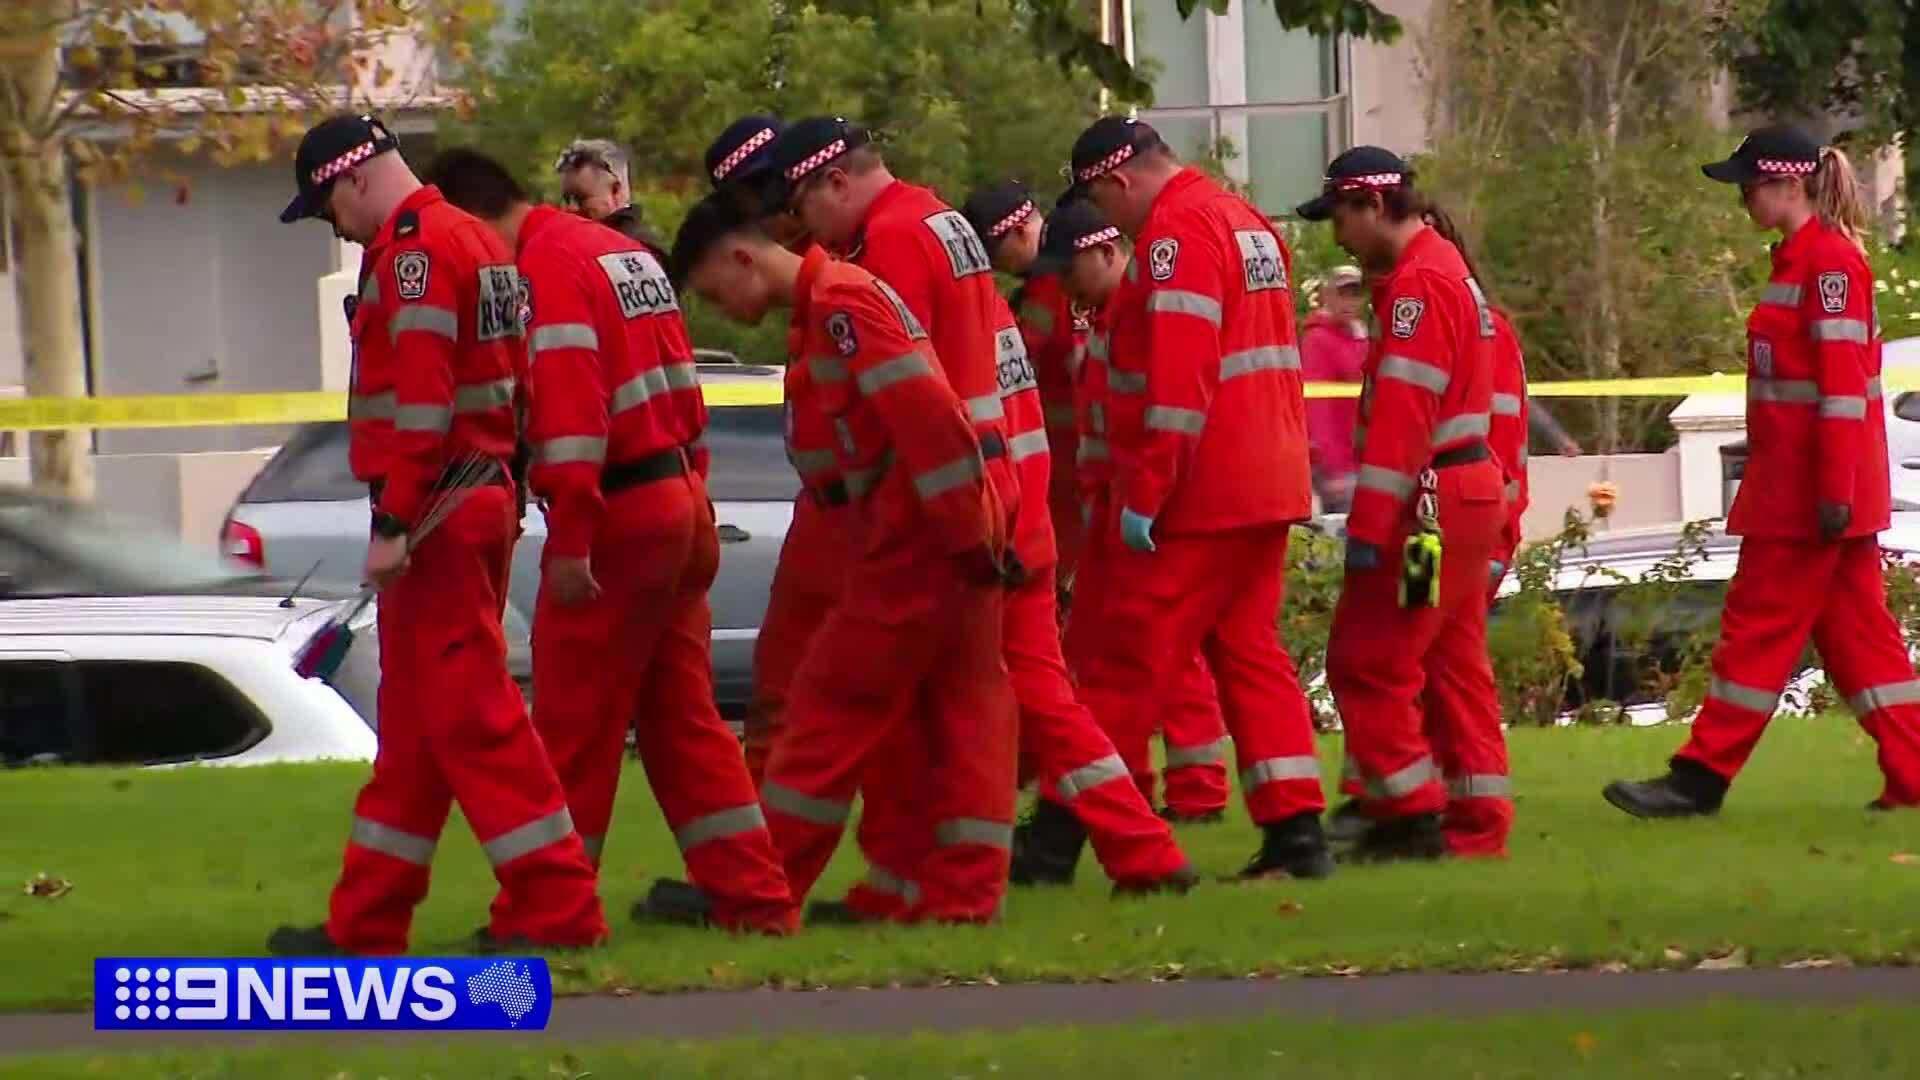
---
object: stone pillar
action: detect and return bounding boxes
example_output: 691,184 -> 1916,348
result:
1668,386 -> 1748,521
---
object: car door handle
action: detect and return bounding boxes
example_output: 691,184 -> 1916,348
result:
717,524 -> 751,543
1902,458 -> 1920,471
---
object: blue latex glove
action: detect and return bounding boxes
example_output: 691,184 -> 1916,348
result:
1120,508 -> 1157,554
1343,537 -> 1381,571
1488,558 -> 1507,583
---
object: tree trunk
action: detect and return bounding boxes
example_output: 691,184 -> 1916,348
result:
1,35 -> 93,499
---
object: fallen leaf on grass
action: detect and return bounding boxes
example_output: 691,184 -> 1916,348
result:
708,962 -> 737,981
1783,957 -> 1846,970
609,986 -> 633,998
1071,932 -> 1089,945
1891,853 -> 1920,866
1662,947 -> 1687,963
1695,948 -> 1749,971
1275,901 -> 1304,917
1324,965 -> 1363,978
1596,961 -> 1630,974
23,873 -> 71,899
1154,924 -> 1165,938
1573,1032 -> 1598,1057
1808,846 -> 1827,857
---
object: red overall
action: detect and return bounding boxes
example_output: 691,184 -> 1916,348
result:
513,208 -> 795,932
1015,272 -> 1088,583
760,248 -> 1019,922
328,186 -> 604,953
1081,168 -> 1326,827
1673,217 -> 1920,806
1487,308 -> 1530,597
1326,225 -> 1509,851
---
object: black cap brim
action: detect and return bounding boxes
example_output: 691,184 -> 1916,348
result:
1294,192 -> 1336,222
279,186 -> 325,224
1701,157 -> 1761,184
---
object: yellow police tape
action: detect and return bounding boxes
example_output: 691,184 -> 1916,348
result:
1,370 -> 1916,430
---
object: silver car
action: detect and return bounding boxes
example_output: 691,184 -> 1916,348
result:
219,364 -> 796,717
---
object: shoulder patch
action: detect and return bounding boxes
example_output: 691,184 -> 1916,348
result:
872,279 -> 929,341
825,311 -> 859,358
1390,296 -> 1425,340
1148,238 -> 1179,282
394,250 -> 430,301
1818,271 -> 1849,314
922,210 -> 993,279
596,249 -> 679,320
476,264 -> 522,342
1232,230 -> 1286,293
1464,276 -> 1495,339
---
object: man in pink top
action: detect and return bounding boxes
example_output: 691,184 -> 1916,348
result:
1300,265 -> 1368,513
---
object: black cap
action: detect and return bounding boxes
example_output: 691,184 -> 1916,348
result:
668,193 -> 754,288
962,180 -> 1038,255
765,116 -> 874,207
1293,145 -> 1412,222
1033,199 -> 1121,275
279,113 -> 401,224
1702,125 -> 1821,184
1064,116 -> 1163,200
706,115 -> 785,189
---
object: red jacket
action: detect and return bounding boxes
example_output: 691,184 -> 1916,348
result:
348,185 -> 520,529
849,180 -> 1055,571
1016,272 -> 1084,469
1729,217 -> 1890,539
1103,167 -> 1312,534
1349,225 -> 1503,547
1301,311 -> 1367,479
1075,302 -> 1117,509
790,246 -> 1002,565
515,207 -> 705,557
1487,309 -> 1529,552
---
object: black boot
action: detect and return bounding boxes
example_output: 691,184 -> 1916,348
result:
1323,799 -> 1371,846
1112,862 -> 1202,898
631,878 -> 714,927
267,924 -> 347,957
1347,811 -> 1447,864
1240,812 -> 1336,880
1602,758 -> 1728,819
1010,799 -> 1087,886
1157,805 -> 1227,825
805,900 -> 882,926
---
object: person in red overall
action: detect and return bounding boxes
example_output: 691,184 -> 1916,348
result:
674,194 -> 1023,921
1069,116 -> 1333,878
1607,126 -> 1920,818
1299,146 -> 1508,863
772,118 -> 1194,901
271,115 -> 605,955
1302,265 -> 1370,514
968,184 -> 1233,826
423,150 -> 799,934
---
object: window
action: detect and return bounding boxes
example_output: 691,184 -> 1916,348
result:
1133,0 -> 1210,107
704,404 -> 800,503
239,423 -> 365,504
0,660 -> 267,766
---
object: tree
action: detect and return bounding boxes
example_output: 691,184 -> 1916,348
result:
0,1 -> 486,498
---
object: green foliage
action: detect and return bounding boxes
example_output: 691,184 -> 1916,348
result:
1718,0 -> 1911,151
1281,528 -> 1343,727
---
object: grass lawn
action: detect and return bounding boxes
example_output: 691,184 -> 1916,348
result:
2,722 -> 1918,1012
6,1003 -> 1920,1078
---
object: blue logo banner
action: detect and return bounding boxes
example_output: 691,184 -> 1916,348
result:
93,957 -> 552,1031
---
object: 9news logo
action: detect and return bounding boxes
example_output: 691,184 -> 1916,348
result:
94,957 -> 552,1031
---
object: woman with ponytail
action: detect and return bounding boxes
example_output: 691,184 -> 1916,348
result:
1606,126 -> 1920,819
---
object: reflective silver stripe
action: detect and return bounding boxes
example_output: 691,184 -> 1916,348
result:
1241,756 -> 1321,789
1369,756 -> 1439,799
1044,403 -> 1078,427
864,866 -> 921,907
388,304 -> 460,343
454,377 -> 515,413
1491,392 -> 1523,416
1066,345 -> 1086,378
1748,378 -> 1819,404
1378,354 -> 1450,394
1446,774 -> 1512,799
844,461 -> 888,499
1145,405 -> 1205,435
1146,289 -> 1224,326
1019,304 -> 1056,335
1869,375 -> 1885,397
914,454 -> 985,499
761,782 -> 852,826
1760,282 -> 1803,307
580,833 -> 605,862
1708,676 -> 1778,715
481,807 -> 575,867
529,322 -> 599,355
1356,464 -> 1416,499
1165,737 -> 1229,769
1087,334 -> 1109,360
966,393 -> 1006,423
810,356 -> 849,383
535,435 -> 608,466
612,363 -> 699,414
1848,679 -> 1920,716
349,816 -> 436,865
857,352 -> 935,395
1057,754 -> 1130,800
1009,428 -> 1050,461
1810,318 -> 1870,344
1220,345 -> 1301,381
673,804 -> 767,852
1077,437 -> 1110,464
1108,369 -> 1147,395
1432,412 -> 1491,445
935,817 -> 1013,850
1090,402 -> 1107,434
790,448 -> 838,475
1505,478 -> 1522,500
1820,395 -> 1868,419
349,392 -> 395,421
395,404 -> 452,433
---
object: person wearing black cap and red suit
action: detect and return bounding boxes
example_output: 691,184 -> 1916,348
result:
1606,126 -> 1920,818
771,118 -> 1195,900
1066,115 -> 1333,878
269,114 -> 606,955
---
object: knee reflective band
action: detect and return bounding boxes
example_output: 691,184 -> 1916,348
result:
481,808 -> 575,867
934,818 -> 1014,850
1056,754 -> 1130,801
1445,774 -> 1512,799
1365,756 -> 1438,800
1166,737 -> 1230,769
1848,679 -> 1920,716
349,816 -> 436,866
1708,675 -> 1779,716
673,804 -> 768,853
762,782 -> 853,826
864,866 -> 922,908
1240,756 -> 1322,789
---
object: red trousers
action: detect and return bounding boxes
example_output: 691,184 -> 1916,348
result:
526,470 -> 796,933
761,555 -> 1018,922
1079,522 -> 1326,824
328,485 -> 605,954
746,495 -> 851,786
1675,536 -> 1920,805
1328,469 -> 1509,852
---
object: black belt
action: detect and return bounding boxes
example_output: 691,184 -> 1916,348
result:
980,431 -> 1007,461
812,479 -> 851,507
1431,441 -> 1491,469
368,461 -> 509,504
602,446 -> 688,495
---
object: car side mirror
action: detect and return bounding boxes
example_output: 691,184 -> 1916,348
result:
1895,393 -> 1920,424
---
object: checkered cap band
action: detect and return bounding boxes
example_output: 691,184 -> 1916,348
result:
989,201 -> 1037,239
714,127 -> 777,182
1076,144 -> 1136,183
311,141 -> 378,186
1332,172 -> 1403,191
1757,158 -> 1817,176
1074,225 -> 1121,250
785,138 -> 849,182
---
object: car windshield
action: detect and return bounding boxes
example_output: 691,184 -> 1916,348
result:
0,497 -> 258,597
